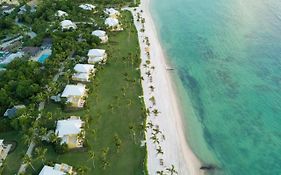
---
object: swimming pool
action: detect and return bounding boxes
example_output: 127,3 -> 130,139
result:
38,54 -> 50,63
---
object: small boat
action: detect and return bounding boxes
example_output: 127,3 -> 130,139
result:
200,165 -> 216,170
166,67 -> 174,70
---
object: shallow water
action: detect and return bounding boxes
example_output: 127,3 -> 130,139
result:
150,0 -> 281,174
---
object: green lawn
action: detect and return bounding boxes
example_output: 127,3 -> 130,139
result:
26,11 -> 147,175
0,131 -> 27,175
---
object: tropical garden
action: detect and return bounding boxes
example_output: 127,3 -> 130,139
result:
0,0 -> 147,174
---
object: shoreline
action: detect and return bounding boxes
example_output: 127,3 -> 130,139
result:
126,0 -> 204,174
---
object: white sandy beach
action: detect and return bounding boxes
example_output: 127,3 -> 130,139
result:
126,0 -> 204,174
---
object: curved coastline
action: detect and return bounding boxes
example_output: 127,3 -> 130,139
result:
127,0 -> 204,174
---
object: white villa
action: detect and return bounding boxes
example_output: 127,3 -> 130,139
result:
55,116 -> 84,148
104,8 -> 120,18
56,10 -> 68,17
79,4 -> 95,11
91,30 -> 108,43
105,17 -> 122,31
60,20 -> 77,30
61,84 -> 87,108
39,163 -> 74,175
87,49 -> 107,64
0,139 -> 11,167
72,64 -> 95,82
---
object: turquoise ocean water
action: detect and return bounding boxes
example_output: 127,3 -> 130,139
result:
150,0 -> 281,174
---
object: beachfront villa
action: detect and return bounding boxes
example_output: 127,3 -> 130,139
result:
87,49 -> 107,64
56,10 -> 68,17
72,64 -> 95,82
39,163 -> 75,175
61,84 -> 87,108
55,116 -> 84,148
104,8 -> 120,18
79,4 -> 96,11
105,17 -> 122,31
60,20 -> 77,30
91,30 -> 108,43
0,139 -> 11,167
3,105 -> 25,119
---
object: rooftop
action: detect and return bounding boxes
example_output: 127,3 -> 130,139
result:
39,165 -> 65,175
56,10 -> 68,17
56,117 -> 84,137
87,49 -> 106,57
79,4 -> 95,11
61,84 -> 86,97
105,17 -> 119,27
104,8 -> 120,16
74,64 -> 95,73
91,30 -> 107,37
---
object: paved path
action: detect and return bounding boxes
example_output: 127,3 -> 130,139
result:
17,63 -> 65,174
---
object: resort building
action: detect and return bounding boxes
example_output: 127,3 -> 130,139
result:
55,116 -> 84,148
22,47 -> 40,57
4,105 -> 26,119
39,163 -> 74,175
1,5 -> 15,14
18,5 -> 26,15
72,64 -> 95,82
0,0 -> 19,5
87,49 -> 107,64
105,17 -> 122,31
0,139 -> 12,167
56,10 -> 68,17
0,52 -> 23,65
91,30 -> 108,43
79,4 -> 95,11
104,8 -> 120,18
60,20 -> 77,30
61,84 -> 87,108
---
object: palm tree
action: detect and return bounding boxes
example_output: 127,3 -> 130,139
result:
152,109 -> 160,116
127,99 -> 132,107
88,150 -> 95,168
108,104 -> 114,113
145,70 -> 151,77
150,134 -> 159,144
35,147 -> 47,165
129,124 -> 136,143
162,134 -> 166,141
156,146 -> 164,155
139,123 -> 147,133
76,166 -> 88,175
114,134 -> 122,153
23,155 -> 35,172
157,170 -> 166,175
153,128 -> 162,135
149,96 -> 156,105
49,132 -> 59,143
146,108 -> 151,116
149,85 -> 155,92
147,121 -> 154,128
22,134 -> 32,145
102,160 -> 109,170
166,165 -> 178,175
